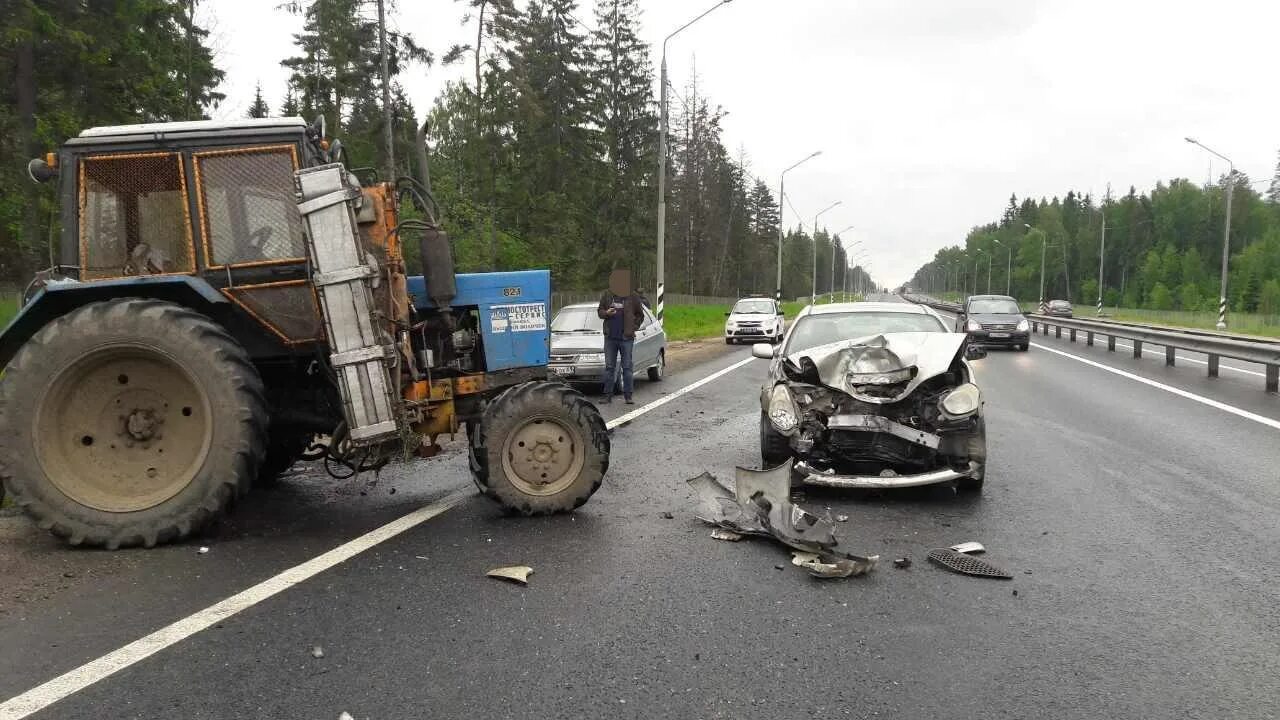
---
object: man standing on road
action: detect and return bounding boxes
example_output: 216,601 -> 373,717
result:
597,269 -> 645,405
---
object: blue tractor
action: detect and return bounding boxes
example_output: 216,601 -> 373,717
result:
2,117 -> 609,548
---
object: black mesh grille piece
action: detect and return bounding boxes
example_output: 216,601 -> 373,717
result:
194,146 -> 305,266
927,548 -> 1013,579
79,153 -> 194,279
227,283 -> 322,343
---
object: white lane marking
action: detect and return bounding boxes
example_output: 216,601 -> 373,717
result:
1031,342 -> 1280,432
0,357 -> 757,719
606,355 -> 756,429
0,492 -> 468,720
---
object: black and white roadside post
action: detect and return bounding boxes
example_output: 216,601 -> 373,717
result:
1097,219 -> 1107,316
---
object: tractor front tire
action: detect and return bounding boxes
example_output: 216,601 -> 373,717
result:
0,299 -> 267,548
469,381 -> 609,515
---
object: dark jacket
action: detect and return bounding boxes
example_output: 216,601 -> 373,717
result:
597,291 -> 646,340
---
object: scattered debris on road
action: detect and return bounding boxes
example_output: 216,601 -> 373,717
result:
710,528 -> 743,542
893,557 -> 912,569
659,511 -> 674,519
486,565 -> 534,585
790,550 -> 866,579
949,541 -> 985,554
835,514 -> 850,523
311,645 -> 325,659
926,548 -> 1012,579
687,462 -> 878,578
339,712 -> 354,720
196,546 -> 209,555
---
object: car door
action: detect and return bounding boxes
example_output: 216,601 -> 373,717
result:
634,307 -> 659,374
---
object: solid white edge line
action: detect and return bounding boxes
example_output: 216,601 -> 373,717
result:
605,355 -> 757,429
0,491 -> 468,720
1031,342 -> 1280,432
0,354 -> 758,719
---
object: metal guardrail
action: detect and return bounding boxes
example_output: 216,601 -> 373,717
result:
1024,313 -> 1280,392
902,293 -> 1280,393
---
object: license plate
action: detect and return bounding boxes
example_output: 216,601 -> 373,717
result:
552,365 -> 573,375
989,332 -> 1010,338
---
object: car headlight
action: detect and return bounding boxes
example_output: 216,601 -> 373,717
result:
1016,318 -> 1029,332
577,353 -> 605,364
966,319 -> 982,332
768,384 -> 800,434
939,382 -> 981,417
726,320 -> 738,329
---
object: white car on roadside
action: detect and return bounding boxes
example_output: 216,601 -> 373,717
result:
725,297 -> 785,345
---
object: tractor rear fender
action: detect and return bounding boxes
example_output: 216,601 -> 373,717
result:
0,276 -> 283,369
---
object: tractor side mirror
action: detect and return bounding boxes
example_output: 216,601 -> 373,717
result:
328,138 -> 344,165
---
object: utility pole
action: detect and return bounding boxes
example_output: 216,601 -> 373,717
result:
1185,137 -> 1234,329
776,151 -> 822,303
377,0 -> 395,180
811,201 -> 841,303
1027,223 -> 1046,313
1097,219 -> 1107,315
656,1 -> 734,323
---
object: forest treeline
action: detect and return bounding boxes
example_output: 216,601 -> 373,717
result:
910,170 -> 1280,314
1,0 -> 867,297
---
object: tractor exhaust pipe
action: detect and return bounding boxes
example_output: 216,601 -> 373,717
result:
415,121 -> 456,309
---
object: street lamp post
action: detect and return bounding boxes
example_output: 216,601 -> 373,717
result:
831,224 -> 854,302
776,151 -> 822,303
1185,137 -> 1235,330
656,0 -> 733,322
812,201 -> 842,303
971,251 -> 984,297
1026,223 -> 1046,313
1097,218 -> 1107,316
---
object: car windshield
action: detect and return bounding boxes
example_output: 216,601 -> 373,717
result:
968,299 -> 1021,314
732,299 -> 774,314
551,307 -> 598,333
785,312 -> 947,354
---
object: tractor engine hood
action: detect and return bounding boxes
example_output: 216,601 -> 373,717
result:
783,332 -> 966,404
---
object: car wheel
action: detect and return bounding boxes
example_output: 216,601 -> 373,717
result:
759,412 -> 791,467
725,338 -> 734,345
647,351 -> 664,382
1018,343 -> 1030,352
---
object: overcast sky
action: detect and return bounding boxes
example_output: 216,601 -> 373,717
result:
203,0 -> 1280,286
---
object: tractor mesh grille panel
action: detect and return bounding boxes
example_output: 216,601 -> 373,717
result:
79,153 -> 194,279
194,146 -> 305,266
226,283 -> 323,343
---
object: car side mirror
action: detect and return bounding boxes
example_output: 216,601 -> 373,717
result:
724,311 -> 731,317
964,344 -> 987,361
751,343 -> 776,359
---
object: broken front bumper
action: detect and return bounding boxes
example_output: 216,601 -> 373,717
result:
795,460 -> 975,489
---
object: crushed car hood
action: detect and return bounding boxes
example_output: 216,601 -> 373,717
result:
784,332 -> 966,403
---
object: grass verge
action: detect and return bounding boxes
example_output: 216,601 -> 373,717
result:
0,296 -> 18,329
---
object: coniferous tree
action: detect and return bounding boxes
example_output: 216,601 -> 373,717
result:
247,83 -> 271,118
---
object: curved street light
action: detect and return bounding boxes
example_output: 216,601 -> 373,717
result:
1185,136 -> 1235,329
655,0 -> 735,321
776,150 -> 822,302
812,201 -> 843,303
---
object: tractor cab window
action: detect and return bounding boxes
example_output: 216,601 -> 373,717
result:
194,145 -> 305,267
79,152 -> 195,279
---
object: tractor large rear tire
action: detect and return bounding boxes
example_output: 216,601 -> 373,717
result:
256,432 -> 314,486
469,381 -> 609,514
0,299 -> 267,548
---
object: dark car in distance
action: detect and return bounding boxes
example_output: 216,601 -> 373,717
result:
957,294 -> 1030,351
1046,299 -> 1073,317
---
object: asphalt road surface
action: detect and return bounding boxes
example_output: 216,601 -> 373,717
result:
3,298 -> 1279,719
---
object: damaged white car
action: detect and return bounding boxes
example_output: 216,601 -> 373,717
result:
752,302 -> 988,492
